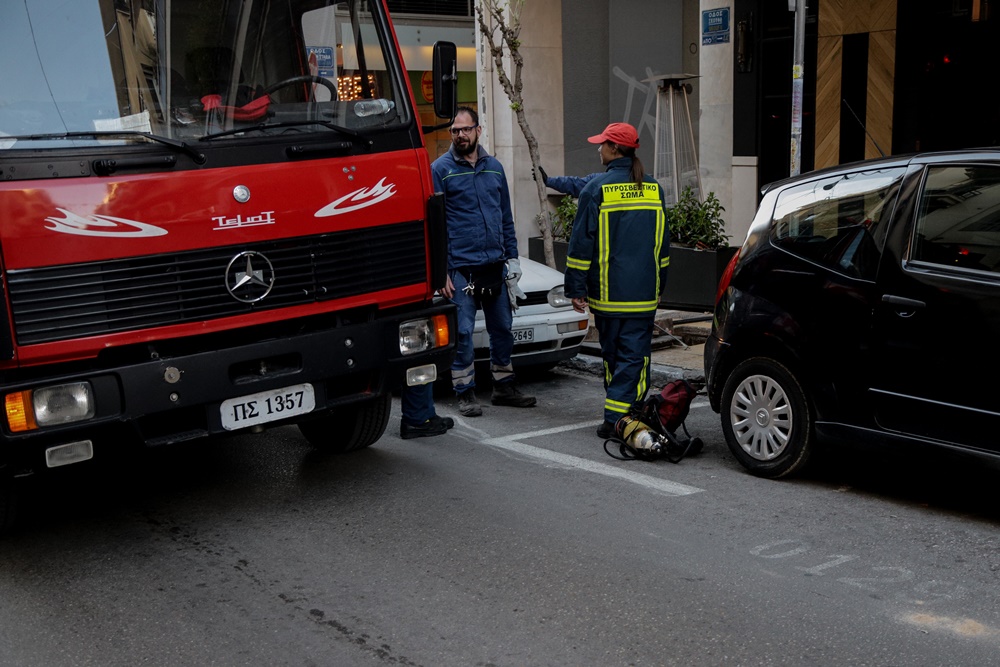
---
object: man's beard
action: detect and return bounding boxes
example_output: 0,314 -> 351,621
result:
454,135 -> 478,157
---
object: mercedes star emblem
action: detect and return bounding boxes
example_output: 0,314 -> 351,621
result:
225,251 -> 275,303
233,185 -> 251,203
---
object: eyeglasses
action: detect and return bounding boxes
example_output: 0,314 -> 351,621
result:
449,125 -> 478,136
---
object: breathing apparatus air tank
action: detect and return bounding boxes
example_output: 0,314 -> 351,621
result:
615,415 -> 663,454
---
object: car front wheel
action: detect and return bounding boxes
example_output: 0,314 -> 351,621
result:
720,357 -> 813,478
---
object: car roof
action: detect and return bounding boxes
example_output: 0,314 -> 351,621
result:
760,147 -> 1000,195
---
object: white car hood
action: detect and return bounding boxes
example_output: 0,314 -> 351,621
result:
516,256 -> 565,292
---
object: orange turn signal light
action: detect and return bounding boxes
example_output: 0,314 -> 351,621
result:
432,314 -> 450,347
5,391 -> 37,433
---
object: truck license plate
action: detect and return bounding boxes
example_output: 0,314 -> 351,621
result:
512,327 -> 534,343
221,383 -> 315,431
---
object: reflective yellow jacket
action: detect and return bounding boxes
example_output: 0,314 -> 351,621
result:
564,158 -> 670,317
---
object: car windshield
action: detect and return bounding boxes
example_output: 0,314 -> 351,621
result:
0,0 -> 407,150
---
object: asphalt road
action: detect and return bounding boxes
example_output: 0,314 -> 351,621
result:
1,367 -> 999,666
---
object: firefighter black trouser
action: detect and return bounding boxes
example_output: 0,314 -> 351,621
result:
594,314 -> 654,425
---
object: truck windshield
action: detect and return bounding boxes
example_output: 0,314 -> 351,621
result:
0,0 -> 408,150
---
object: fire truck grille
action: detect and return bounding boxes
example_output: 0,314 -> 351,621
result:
7,221 -> 427,345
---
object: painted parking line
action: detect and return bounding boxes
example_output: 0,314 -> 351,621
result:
480,421 -> 704,497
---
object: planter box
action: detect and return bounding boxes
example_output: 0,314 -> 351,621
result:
528,237 -> 568,272
529,239 -> 736,311
661,245 -> 739,312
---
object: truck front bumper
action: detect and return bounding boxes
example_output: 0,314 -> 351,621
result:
0,301 -> 455,472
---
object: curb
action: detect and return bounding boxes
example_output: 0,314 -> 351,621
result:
557,352 -> 705,389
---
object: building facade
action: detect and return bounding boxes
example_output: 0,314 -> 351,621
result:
392,1 -> 998,257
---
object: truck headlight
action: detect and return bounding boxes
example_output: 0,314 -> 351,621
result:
399,315 -> 450,355
5,382 -> 95,432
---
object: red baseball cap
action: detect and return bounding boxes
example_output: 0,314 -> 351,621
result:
587,122 -> 640,148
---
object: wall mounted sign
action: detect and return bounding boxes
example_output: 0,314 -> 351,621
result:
702,8 -> 731,45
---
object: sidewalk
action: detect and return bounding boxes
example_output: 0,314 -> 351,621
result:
558,310 -> 711,388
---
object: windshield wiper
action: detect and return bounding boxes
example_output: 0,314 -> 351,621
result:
5,131 -> 206,164
200,120 -> 366,142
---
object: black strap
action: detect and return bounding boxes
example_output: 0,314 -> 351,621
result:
457,262 -> 505,287
457,262 -> 506,298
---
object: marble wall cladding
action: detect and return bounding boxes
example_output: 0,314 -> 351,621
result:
478,1 -> 564,257
699,0 -> 737,236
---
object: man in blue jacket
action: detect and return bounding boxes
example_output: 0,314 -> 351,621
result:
564,123 -> 670,439
431,107 -> 536,417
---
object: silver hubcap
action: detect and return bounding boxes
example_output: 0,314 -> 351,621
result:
729,374 -> 793,461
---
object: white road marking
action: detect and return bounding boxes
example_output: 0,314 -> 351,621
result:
480,421 -> 704,497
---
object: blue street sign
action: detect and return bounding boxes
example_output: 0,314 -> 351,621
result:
702,8 -> 731,45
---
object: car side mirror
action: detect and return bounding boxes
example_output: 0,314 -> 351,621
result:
432,41 -> 457,120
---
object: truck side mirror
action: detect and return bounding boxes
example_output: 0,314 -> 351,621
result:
432,41 -> 457,120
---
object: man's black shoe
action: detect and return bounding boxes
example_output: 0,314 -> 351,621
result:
596,421 -> 616,439
491,382 -> 536,407
400,415 -> 455,440
458,389 -> 483,417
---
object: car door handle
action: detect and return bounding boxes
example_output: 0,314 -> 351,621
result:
882,294 -> 925,317
882,294 -> 926,309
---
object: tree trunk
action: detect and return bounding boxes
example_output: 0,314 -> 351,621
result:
514,105 -> 555,267
477,0 -> 557,268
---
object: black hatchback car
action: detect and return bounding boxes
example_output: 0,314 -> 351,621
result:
704,149 -> 1000,478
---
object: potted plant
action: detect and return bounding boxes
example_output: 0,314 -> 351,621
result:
663,186 -> 737,311
528,194 -> 576,272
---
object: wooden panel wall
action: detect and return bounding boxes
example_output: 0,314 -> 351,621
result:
867,30 -> 895,158
815,36 -> 843,169
815,0 -> 897,167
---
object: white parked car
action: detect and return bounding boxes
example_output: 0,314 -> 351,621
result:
473,257 -> 589,371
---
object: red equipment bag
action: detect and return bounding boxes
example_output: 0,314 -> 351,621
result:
656,379 -> 697,433
602,379 -> 702,463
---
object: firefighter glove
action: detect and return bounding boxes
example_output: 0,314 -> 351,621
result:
532,166 -> 549,186
506,259 -> 526,312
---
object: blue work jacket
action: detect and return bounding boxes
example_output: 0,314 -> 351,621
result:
564,157 -> 671,317
431,145 -> 518,270
546,172 -> 600,198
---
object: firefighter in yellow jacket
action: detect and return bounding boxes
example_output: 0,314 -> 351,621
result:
564,123 -> 670,439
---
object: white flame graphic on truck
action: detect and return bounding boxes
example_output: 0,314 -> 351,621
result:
45,208 -> 167,237
314,178 -> 396,217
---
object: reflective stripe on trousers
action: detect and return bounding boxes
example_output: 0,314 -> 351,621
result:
594,314 -> 653,424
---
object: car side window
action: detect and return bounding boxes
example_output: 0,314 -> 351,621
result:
770,168 -> 905,280
912,165 -> 1000,274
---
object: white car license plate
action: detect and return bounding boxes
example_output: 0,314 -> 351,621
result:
512,327 -> 534,343
221,383 -> 315,431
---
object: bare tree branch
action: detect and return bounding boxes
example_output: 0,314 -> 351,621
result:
476,0 -> 556,268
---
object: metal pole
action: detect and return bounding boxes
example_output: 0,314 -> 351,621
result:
681,84 -> 703,201
654,83 -> 661,183
668,84 -> 680,205
790,0 -> 806,176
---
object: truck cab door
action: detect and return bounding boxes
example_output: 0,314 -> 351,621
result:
871,161 -> 1000,453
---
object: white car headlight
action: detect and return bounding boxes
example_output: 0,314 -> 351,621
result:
34,382 -> 96,426
547,285 -> 572,308
399,315 -> 450,355
399,319 -> 434,355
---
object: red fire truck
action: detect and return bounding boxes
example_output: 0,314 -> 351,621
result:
0,1 -> 458,530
